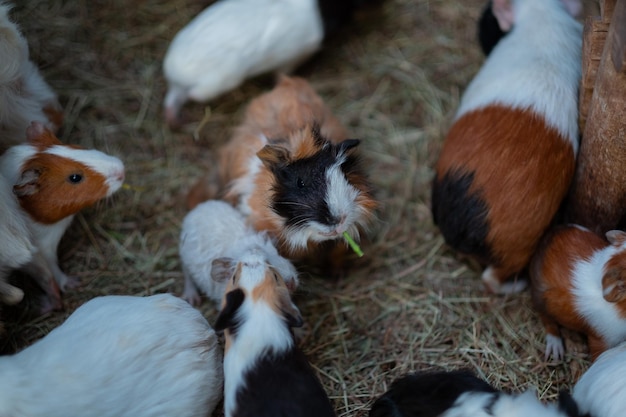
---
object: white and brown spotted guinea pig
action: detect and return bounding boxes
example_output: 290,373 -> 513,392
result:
191,76 -> 376,272
0,2 -> 63,151
530,225 -> 626,361
0,121 -> 124,312
431,0 -> 582,294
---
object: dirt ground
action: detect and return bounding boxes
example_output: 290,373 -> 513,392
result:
2,1 -> 598,416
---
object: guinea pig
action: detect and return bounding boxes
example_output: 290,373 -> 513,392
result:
193,76 -> 376,273
369,370 -> 583,417
0,293 -> 224,417
214,252 -> 335,417
179,199 -> 298,307
530,225 -> 626,361
0,2 -> 62,151
0,171 -> 33,305
162,0 -> 325,128
0,121 -> 125,312
477,0 -> 583,56
431,0 -> 582,294
572,341 -> 626,417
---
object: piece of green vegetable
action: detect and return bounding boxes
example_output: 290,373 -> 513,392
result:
343,232 -> 364,257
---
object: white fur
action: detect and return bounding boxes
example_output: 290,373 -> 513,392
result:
455,0 -> 582,151
573,341 -> 626,417
231,134 -> 268,218
162,0 -> 323,125
0,294 -> 223,417
571,241 -> 626,348
443,390 -> 569,417
222,252 -> 297,417
179,200 -> 298,306
0,2 -> 60,145
0,140 -> 125,305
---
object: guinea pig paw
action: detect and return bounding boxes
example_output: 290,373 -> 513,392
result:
59,275 -> 81,291
545,334 -> 565,362
38,293 -> 64,315
181,292 -> 202,307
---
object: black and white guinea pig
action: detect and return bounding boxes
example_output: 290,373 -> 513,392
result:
431,0 -> 582,294
0,3 -> 62,151
0,121 -> 125,312
369,370 -> 585,417
192,76 -> 377,273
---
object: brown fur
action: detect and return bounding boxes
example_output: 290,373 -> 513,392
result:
530,226 -> 609,359
436,105 -> 576,283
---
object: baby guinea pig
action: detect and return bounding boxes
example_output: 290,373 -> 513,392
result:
431,0 -> 582,294
369,370 -> 583,417
0,294 -> 224,417
530,225 -> 626,361
179,199 -> 298,307
0,121 -> 125,312
0,3 -> 62,151
208,76 -> 376,271
214,252 -> 335,417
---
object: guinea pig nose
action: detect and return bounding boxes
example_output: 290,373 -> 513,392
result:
115,170 -> 125,182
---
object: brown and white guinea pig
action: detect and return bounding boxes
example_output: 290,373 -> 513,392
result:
0,121 -> 125,312
214,251 -> 336,417
179,199 -> 298,307
369,370 -> 583,417
0,2 -> 62,152
194,76 -> 376,271
0,171 -> 33,306
0,294 -> 224,417
431,0 -> 582,294
529,225 -> 626,361
572,341 -> 626,417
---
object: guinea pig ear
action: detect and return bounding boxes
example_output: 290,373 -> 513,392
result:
277,290 -> 303,328
211,257 -> 236,283
13,168 -> 41,197
257,144 -> 290,168
602,268 -> 626,303
26,121 -> 61,147
337,139 -> 360,156
492,0 -> 514,32
214,288 -> 245,332
606,230 -> 626,246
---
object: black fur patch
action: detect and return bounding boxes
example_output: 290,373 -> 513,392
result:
431,169 -> 493,264
233,346 -> 335,417
269,140 -> 361,229
558,390 -> 588,417
213,288 -> 245,334
369,370 -> 498,417
477,1 -> 506,56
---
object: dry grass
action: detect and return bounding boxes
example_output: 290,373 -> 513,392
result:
2,0 -> 597,416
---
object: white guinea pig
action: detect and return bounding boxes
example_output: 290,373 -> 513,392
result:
180,199 -> 298,307
0,2 -> 62,151
573,341 -> 626,417
0,121 -> 125,312
162,0 -> 324,128
0,293 -> 224,417
0,171 -> 33,305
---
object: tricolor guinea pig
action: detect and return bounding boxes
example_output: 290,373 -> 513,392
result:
0,2 -> 62,151
530,225 -> 626,361
214,252 -> 335,417
179,199 -> 298,307
369,370 -> 583,417
0,121 -> 125,312
431,0 -> 582,294
0,294 -> 224,417
192,76 -> 376,273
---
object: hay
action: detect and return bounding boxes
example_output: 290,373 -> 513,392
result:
2,0 -> 596,416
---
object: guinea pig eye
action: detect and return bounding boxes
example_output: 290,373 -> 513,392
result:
297,178 -> 305,188
67,173 -> 83,184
